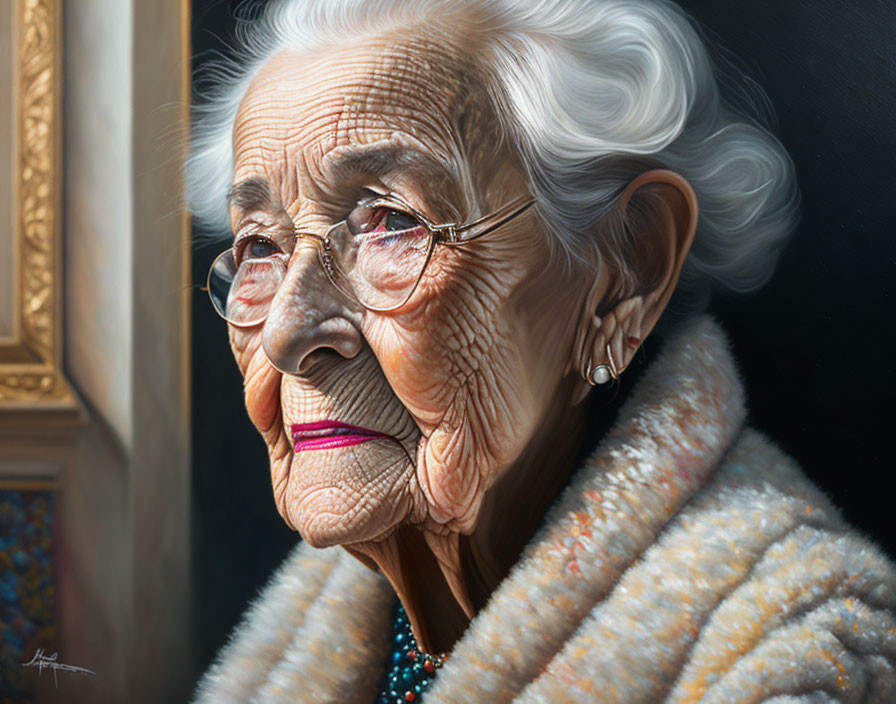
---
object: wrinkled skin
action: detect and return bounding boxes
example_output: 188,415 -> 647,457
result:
226,27 -> 697,652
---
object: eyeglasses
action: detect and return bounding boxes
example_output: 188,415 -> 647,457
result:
206,192 -> 535,326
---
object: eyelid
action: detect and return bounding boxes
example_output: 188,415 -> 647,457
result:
232,231 -> 287,263
360,185 -> 390,200
233,230 -> 282,249
233,211 -> 292,243
358,192 -> 403,209
374,189 -> 458,225
362,194 -> 423,219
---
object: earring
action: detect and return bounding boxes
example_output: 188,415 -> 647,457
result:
607,344 -> 628,378
585,344 -> 629,386
585,361 -> 613,386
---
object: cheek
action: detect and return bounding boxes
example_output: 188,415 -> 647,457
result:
366,316 -> 452,425
369,251 -> 534,430
416,336 -> 539,530
365,283 -> 490,431
229,326 -> 282,435
365,280 -> 542,531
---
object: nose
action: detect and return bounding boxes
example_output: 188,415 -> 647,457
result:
261,243 -> 362,374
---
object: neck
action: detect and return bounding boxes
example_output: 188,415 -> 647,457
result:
462,379 -> 590,609
348,376 -> 595,653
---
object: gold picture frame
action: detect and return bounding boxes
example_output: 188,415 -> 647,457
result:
0,0 -> 76,409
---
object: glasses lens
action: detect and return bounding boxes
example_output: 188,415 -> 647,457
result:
207,249 -> 284,326
329,201 -> 433,310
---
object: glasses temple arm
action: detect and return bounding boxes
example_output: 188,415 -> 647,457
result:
449,197 -> 536,243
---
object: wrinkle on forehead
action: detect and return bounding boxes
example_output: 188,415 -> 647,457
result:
231,27 -> 488,220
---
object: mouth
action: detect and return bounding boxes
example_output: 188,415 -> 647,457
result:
291,420 -> 393,452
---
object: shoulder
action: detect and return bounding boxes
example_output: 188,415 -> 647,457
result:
529,427 -> 896,702
191,542 -> 393,704
191,540 -> 341,703
667,427 -> 896,702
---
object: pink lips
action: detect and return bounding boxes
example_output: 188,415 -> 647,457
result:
291,420 -> 391,453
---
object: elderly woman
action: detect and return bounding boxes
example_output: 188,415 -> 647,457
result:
187,0 -> 896,702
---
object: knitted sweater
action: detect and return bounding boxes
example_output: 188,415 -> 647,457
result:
193,316 -> 896,703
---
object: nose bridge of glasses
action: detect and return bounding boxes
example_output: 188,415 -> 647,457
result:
295,224 -> 344,281
274,234 -> 328,297
274,225 -> 361,312
293,228 -> 326,248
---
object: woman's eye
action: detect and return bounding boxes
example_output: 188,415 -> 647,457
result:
359,208 -> 427,249
236,235 -> 280,264
383,209 -> 419,232
347,198 -> 427,237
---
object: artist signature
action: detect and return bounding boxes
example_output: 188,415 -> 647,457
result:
21,648 -> 96,687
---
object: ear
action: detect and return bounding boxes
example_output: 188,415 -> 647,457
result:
571,170 -> 697,400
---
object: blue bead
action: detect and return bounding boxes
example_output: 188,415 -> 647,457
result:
377,600 -> 444,704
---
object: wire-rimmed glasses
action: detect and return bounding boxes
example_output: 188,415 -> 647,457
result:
206,193 -> 535,327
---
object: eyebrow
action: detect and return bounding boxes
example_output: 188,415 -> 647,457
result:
227,176 -> 276,212
326,142 -> 458,186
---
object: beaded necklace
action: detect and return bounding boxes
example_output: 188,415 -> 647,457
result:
375,601 -> 448,704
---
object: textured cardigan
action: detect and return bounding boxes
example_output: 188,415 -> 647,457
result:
193,315 -> 896,703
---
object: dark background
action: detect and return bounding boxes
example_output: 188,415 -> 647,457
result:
189,0 -> 896,688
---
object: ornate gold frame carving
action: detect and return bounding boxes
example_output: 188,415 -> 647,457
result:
0,0 -> 76,408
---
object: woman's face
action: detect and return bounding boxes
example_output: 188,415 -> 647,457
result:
227,35 -> 592,548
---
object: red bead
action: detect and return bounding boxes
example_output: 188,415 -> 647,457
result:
404,692 -> 416,701
407,649 -> 417,661
424,659 -> 436,673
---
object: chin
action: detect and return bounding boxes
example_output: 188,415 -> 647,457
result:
283,439 -> 416,548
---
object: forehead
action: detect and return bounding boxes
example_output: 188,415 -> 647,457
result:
232,33 -> 470,203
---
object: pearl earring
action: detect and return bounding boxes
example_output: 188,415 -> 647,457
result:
588,363 -> 612,385
585,344 -> 630,386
